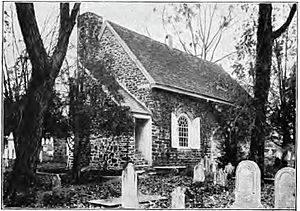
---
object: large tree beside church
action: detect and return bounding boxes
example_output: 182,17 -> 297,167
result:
6,3 -> 80,198
249,3 -> 296,177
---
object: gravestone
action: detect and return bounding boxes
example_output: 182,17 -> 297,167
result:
212,162 -> 217,185
232,160 -> 262,208
39,150 -> 43,163
274,167 -> 295,208
121,163 -> 138,208
193,162 -> 205,183
52,174 -> 61,193
204,155 -> 210,172
171,187 -> 186,209
224,162 -> 235,175
213,172 -> 217,185
200,158 -> 204,166
217,169 -> 227,186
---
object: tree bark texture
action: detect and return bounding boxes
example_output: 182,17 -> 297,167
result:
249,4 -> 273,178
69,79 -> 91,183
249,3 -> 296,178
7,3 -> 79,197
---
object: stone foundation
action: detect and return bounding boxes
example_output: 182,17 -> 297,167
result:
90,135 -> 135,170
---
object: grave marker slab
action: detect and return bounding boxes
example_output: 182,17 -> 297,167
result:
232,160 -> 262,208
217,169 -> 227,186
193,162 -> 205,183
52,174 -> 61,193
213,172 -> 217,185
171,187 -> 186,209
121,163 -> 138,208
275,167 -> 295,208
204,155 -> 210,172
225,162 -> 235,175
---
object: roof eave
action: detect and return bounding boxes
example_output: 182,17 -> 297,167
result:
151,83 -> 235,106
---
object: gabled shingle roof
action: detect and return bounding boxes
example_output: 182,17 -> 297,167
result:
108,21 -> 246,104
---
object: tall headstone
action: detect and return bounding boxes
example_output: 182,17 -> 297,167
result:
3,147 -> 9,167
7,132 -> 16,159
52,174 -> 61,193
217,169 -> 227,186
171,187 -> 186,209
232,160 -> 262,208
121,163 -> 138,208
204,155 -> 210,172
224,162 -> 235,175
212,161 -> 217,185
39,150 -> 43,163
193,162 -> 205,183
275,167 -> 295,208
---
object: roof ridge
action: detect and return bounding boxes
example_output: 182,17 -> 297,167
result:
107,20 -> 224,69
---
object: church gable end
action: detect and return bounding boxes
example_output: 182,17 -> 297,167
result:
78,12 -> 151,105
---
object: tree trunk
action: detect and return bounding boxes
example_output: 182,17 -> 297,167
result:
5,3 -> 80,199
69,78 -> 91,183
249,4 -> 272,179
8,80 -> 53,196
249,3 -> 296,179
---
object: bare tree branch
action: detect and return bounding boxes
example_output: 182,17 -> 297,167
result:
16,3 -> 48,78
205,4 -> 217,45
213,51 -> 237,64
210,30 -> 223,61
272,4 -> 296,39
51,3 -> 80,77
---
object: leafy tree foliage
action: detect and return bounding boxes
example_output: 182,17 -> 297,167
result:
210,88 -> 254,167
42,90 -> 71,138
69,59 -> 134,182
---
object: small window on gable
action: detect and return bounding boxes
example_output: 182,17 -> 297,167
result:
171,111 -> 201,150
178,116 -> 189,147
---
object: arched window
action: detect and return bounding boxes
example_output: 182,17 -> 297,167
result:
178,116 -> 189,147
171,111 -> 201,149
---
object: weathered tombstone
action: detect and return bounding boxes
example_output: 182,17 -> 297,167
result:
212,162 -> 217,185
203,155 -> 210,173
39,150 -> 43,163
224,162 -> 235,175
171,186 -> 186,209
212,161 -> 217,173
217,169 -> 227,186
212,172 -> 217,185
275,167 -> 296,208
232,160 -> 262,208
193,162 -> 205,183
121,163 -> 138,208
52,174 -> 61,193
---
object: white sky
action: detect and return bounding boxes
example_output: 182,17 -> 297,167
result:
3,2 -> 297,76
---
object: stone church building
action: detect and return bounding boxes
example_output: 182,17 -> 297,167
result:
72,12 -> 246,170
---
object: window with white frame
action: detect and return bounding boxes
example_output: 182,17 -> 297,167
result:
171,111 -> 201,149
178,116 -> 189,147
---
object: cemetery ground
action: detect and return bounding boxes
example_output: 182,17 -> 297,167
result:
3,162 -> 274,208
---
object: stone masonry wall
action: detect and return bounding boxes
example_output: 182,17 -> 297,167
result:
78,13 -> 152,106
89,135 -> 135,170
149,89 -> 219,166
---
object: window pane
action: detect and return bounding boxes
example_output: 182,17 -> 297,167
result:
178,116 -> 188,147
